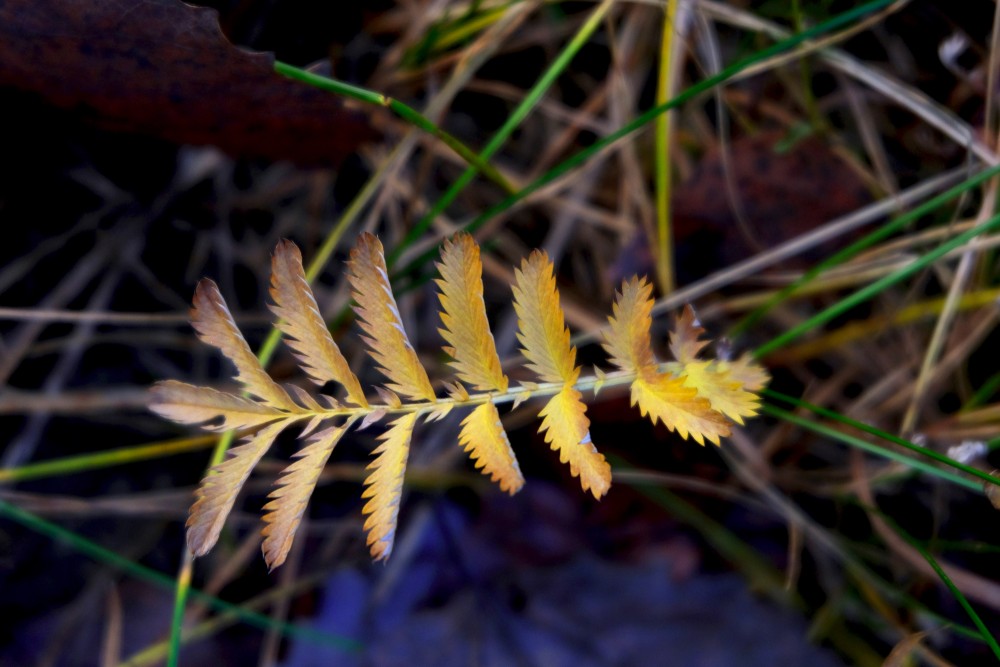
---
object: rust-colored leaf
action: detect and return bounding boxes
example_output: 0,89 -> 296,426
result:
0,0 -> 376,165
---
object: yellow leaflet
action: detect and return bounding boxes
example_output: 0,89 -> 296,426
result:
187,420 -> 289,557
725,353 -> 770,392
603,277 -> 657,374
361,412 -> 417,560
679,361 -> 760,425
459,402 -> 524,494
436,232 -> 508,392
191,279 -> 297,411
347,234 -> 436,403
262,424 -> 349,570
631,373 -> 730,445
270,240 -> 368,408
512,250 -> 579,385
538,386 -> 611,499
669,304 -> 709,364
149,380 -> 283,432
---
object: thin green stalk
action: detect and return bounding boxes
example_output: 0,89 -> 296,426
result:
731,162 -> 1000,337
393,0 -> 899,282
0,435 -> 216,484
871,507 -> 1000,660
761,403 -> 982,492
765,390 -> 1000,489
273,61 -> 515,195
790,0 -> 824,130
654,0 -> 680,294
167,551 -> 193,667
963,368 -> 1000,410
0,499 -> 360,653
121,569 -> 341,667
387,0 -> 618,265
754,210 -> 1000,359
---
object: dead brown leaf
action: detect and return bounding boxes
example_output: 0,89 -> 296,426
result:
0,0 -> 377,164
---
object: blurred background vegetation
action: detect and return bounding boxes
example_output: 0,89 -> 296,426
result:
3,0 -> 1000,664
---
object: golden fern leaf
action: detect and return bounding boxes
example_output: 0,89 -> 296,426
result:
261,423 -> 350,570
347,233 -> 436,403
361,412 -> 418,560
149,380 -> 283,431
678,361 -> 760,425
512,250 -> 579,384
458,402 -> 524,494
270,240 -> 368,408
187,420 -> 289,556
191,279 -> 298,411
726,353 -> 770,392
152,234 -> 770,568
669,304 -> 710,364
538,386 -> 611,498
631,373 -> 731,445
603,277 -> 657,374
436,232 -> 508,392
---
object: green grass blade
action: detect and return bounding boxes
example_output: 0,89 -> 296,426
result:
387,0 -> 617,264
872,507 -> 1000,659
0,435 -> 216,484
754,210 -> 1000,359
654,0 -> 680,294
392,0 -> 899,282
732,162 -> 1000,337
0,499 -> 360,653
273,61 -> 515,194
761,403 -> 982,492
764,390 -> 1000,490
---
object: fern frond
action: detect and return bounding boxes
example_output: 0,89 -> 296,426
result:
631,373 -> 730,446
153,233 -> 769,568
361,412 -> 418,560
187,420 -> 289,556
149,380 -> 283,431
347,233 -> 436,403
458,402 -> 524,494
270,240 -> 368,408
603,277 -> 657,375
261,423 -> 350,570
191,279 -> 298,411
538,386 -> 611,499
512,250 -> 579,384
436,232 -> 508,392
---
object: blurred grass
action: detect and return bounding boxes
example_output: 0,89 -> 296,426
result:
5,0 -> 1000,664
